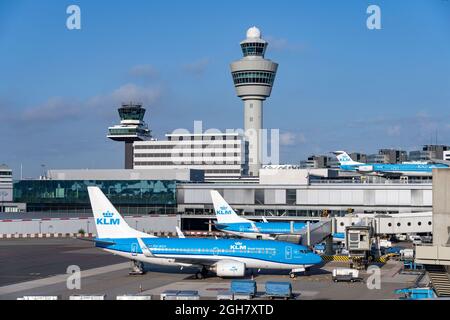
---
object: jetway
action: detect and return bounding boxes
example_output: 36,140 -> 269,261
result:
276,219 -> 333,247
335,212 -> 433,235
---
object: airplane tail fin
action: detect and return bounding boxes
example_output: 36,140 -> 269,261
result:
333,151 -> 364,166
87,186 -> 154,239
210,190 -> 250,224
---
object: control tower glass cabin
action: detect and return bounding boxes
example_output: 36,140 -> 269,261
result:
107,102 -> 152,169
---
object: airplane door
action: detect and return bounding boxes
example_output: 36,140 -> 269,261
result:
285,246 -> 292,260
131,243 -> 138,257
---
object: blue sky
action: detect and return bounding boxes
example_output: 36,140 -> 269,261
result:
0,0 -> 449,178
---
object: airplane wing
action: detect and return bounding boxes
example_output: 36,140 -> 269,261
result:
377,171 -> 403,177
170,256 -> 220,267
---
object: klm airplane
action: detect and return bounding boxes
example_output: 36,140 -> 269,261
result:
211,190 -> 308,240
87,187 -> 322,279
333,151 -> 448,177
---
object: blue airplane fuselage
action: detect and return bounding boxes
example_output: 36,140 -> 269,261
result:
341,163 -> 448,174
95,237 -> 322,267
215,222 -> 307,235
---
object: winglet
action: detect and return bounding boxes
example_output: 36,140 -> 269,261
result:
175,226 -> 185,238
137,238 -> 154,257
250,221 -> 260,232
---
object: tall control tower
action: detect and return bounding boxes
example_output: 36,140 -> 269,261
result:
230,27 -> 278,176
107,102 -> 152,169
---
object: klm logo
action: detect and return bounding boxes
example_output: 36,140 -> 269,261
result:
96,211 -> 120,225
230,242 -> 247,250
340,156 -> 351,162
217,205 -> 232,215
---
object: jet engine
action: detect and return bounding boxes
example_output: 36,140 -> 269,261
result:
212,260 -> 246,277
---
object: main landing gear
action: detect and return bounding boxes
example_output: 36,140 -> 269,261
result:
195,267 -> 209,279
129,260 -> 145,275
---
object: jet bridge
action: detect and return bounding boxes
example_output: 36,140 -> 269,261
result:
335,212 -> 433,235
276,219 -> 333,247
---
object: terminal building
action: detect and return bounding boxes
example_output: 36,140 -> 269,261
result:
177,168 -> 432,217
134,132 -> 249,181
10,167 -> 432,219
0,164 -> 25,213
13,169 -> 203,215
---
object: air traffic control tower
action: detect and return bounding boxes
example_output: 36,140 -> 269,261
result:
230,27 -> 278,176
107,102 -> 152,169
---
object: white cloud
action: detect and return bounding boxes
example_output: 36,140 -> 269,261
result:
280,132 -> 306,146
21,97 -> 81,122
265,36 -> 306,52
183,58 -> 210,76
6,83 -> 164,127
110,83 -> 163,106
129,64 -> 159,80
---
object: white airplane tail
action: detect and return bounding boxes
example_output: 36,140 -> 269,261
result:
333,151 -> 364,166
210,190 -> 250,224
87,186 -> 154,239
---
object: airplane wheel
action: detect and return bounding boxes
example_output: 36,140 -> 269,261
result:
195,271 -> 204,279
289,273 -> 296,279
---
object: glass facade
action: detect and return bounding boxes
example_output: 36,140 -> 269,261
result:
232,71 -> 276,85
240,42 -> 266,57
14,180 -> 178,215
108,128 -> 149,135
118,106 -> 145,121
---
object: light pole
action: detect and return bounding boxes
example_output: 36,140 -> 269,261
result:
39,221 -> 42,234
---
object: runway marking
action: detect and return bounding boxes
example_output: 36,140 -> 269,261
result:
0,262 -> 129,295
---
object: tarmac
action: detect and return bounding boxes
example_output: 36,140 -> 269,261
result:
0,238 -> 427,300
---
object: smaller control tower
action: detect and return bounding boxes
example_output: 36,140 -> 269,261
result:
230,27 -> 278,176
107,102 -> 152,169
